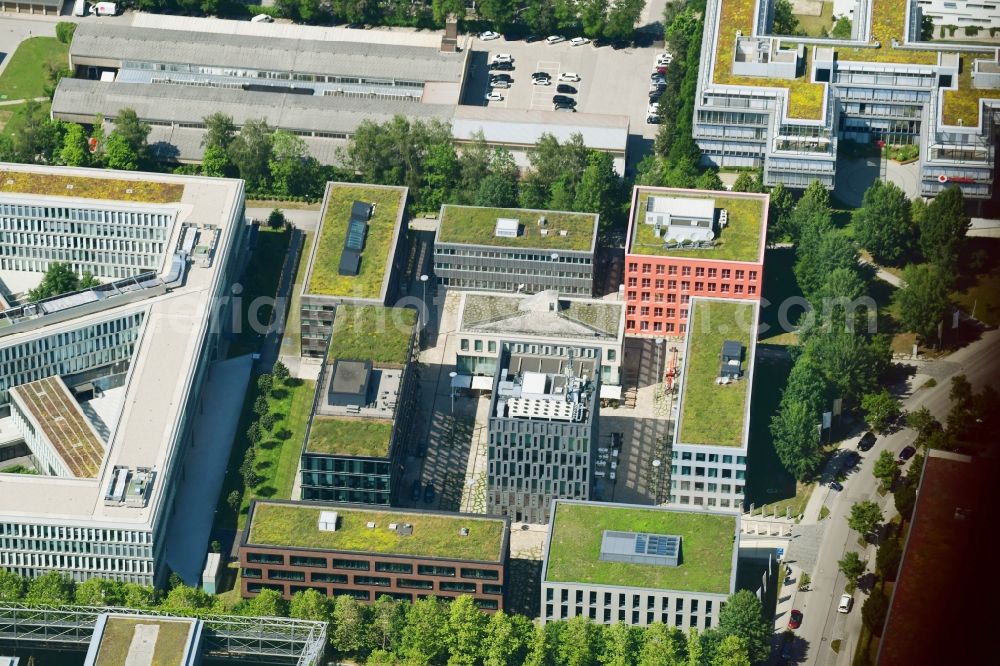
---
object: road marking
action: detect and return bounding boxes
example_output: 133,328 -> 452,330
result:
530,59 -> 562,110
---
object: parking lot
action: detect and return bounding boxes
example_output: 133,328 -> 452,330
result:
463,36 -> 664,149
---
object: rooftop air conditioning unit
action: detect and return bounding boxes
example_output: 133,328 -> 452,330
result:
366,522 -> 377,529
388,522 -> 399,531
540,229 -> 549,236
318,511 -> 339,532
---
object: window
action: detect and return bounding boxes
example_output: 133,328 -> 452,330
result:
484,584 -> 503,595
628,262 -> 638,273
488,341 -> 496,353
375,561 -> 413,573
735,270 -> 745,280
668,280 -> 677,289
290,555 -> 327,568
749,271 -> 757,280
460,339 -> 469,351
628,277 -> 637,287
748,286 -> 757,294
708,283 -> 717,292
654,307 -> 663,317
721,284 -> 730,292
355,575 -> 391,586
734,285 -> 744,294
333,558 -> 370,570
419,564 -> 456,577
627,305 -> 637,315
627,291 -> 636,300
268,569 -> 305,581
242,568 -> 262,579
681,266 -> 691,276
640,321 -> 649,330
397,578 -> 434,589
441,581 -> 478,592
641,278 -> 651,288
721,269 -> 731,279
311,572 -> 348,583
640,306 -> 650,316
641,292 -> 650,302
666,308 -> 676,318
642,263 -> 652,273
668,266 -> 677,275
708,268 -> 717,278
655,265 -> 665,274
654,322 -> 662,331
655,279 -> 664,289
247,552 -> 284,565
695,267 -> 705,277
695,282 -> 704,291
681,281 -> 690,291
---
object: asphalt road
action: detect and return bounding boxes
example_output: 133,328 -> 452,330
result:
793,327 -> 1000,665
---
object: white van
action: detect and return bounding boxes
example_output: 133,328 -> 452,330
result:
250,14 -> 273,23
94,2 -> 117,15
72,0 -> 87,16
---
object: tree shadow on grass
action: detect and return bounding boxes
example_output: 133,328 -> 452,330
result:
270,388 -> 289,400
255,461 -> 272,472
255,486 -> 277,499
259,439 -> 280,451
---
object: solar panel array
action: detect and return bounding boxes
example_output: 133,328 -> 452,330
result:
635,533 -> 680,558
338,200 -> 372,276
600,530 -> 681,567
346,219 -> 368,251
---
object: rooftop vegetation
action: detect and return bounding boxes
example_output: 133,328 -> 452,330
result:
678,300 -> 755,447
327,305 -> 416,366
559,301 -> 622,336
437,205 -> 597,252
249,503 -> 506,561
95,617 -> 193,666
837,0 -> 935,64
305,184 -> 405,298
305,417 -> 394,458
0,170 -> 183,203
461,295 -> 523,327
941,53 -> 1000,127
545,502 -> 736,594
630,190 -> 765,262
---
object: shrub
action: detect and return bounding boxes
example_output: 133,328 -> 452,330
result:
964,25 -> 980,36
56,22 -> 77,44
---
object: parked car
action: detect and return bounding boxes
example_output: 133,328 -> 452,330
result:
650,71 -> 666,81
554,103 -> 576,112
489,61 -> 514,71
898,445 -> 917,463
525,34 -> 542,42
250,13 -> 273,23
838,594 -> 853,613
546,35 -> 566,44
858,431 -> 877,450
485,91 -> 504,101
648,102 -> 660,115
788,609 -> 803,629
552,94 -> 576,105
410,479 -> 422,502
649,89 -> 664,101
556,84 -> 577,94
532,77 -> 552,86
558,72 -> 581,82
491,79 -> 511,89
570,37 -> 590,46
480,31 -> 501,41
423,483 -> 436,503
491,53 -> 513,63
656,64 -> 668,74
657,52 -> 674,66
650,81 -> 666,92
646,115 -> 661,124
490,73 -> 512,83
830,481 -> 844,491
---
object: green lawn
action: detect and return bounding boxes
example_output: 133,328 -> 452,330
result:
793,1 -> 835,37
96,618 -> 193,666
305,417 -> 393,457
0,37 -> 67,101
630,190 -> 765,262
249,503 -> 506,561
305,183 -> 406,298
437,205 -> 598,251
237,378 -> 316,529
328,304 -> 416,366
545,503 -> 736,593
678,300 -> 756,447
282,231 -> 313,357
951,237 -> 1000,326
229,228 -> 292,358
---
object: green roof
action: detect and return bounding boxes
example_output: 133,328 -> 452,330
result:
437,205 -> 597,251
678,300 -> 755,447
249,502 -> 507,562
0,169 -> 183,203
306,417 -> 394,457
629,189 -> 765,262
96,617 -> 194,666
328,305 -> 416,366
305,183 -> 406,298
545,502 -> 736,594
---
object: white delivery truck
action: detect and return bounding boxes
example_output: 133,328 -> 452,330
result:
94,2 -> 117,15
72,0 -> 87,16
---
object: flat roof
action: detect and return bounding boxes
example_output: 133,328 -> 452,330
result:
438,205 -> 598,252
70,23 -> 466,85
247,501 -> 508,562
0,164 -> 244,527
326,305 -> 416,366
460,292 -> 623,341
303,183 -> 407,300
544,500 -> 737,594
676,299 -> 757,448
0,167 -> 183,203
305,417 -> 393,458
9,376 -> 105,478
878,451 -> 991,665
452,106 -> 630,153
95,616 -> 196,666
628,187 -> 767,263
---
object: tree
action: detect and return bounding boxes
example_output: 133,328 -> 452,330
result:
478,0 -> 517,30
257,374 -> 273,393
771,399 -> 822,481
27,263 -> 87,302
56,21 -> 77,44
431,0 -> 463,25
712,634 -> 751,666
368,594 -> 408,655
202,145 -> 231,178
522,622 -> 557,666
476,172 -> 519,208
272,360 -> 290,383
918,186 -> 969,275
245,588 -> 288,617
907,407 -> 940,444
768,182 -> 795,242
831,16 -> 852,39
288,589 -> 330,621
795,231 -> 858,301
268,209 -> 286,230
59,123 -> 90,167
419,140 -> 459,212
772,0 -> 800,35
400,595 -> 448,664
695,170 -> 725,191
861,591 -> 889,635
872,449 -> 898,491
26,572 -> 75,605
848,500 -> 883,536
75,578 -> 124,606
446,595 -> 487,665
229,119 -> 274,190
0,570 -> 25,601
862,389 -> 902,434
123,583 -> 156,608
717,590 -> 769,664
838,551 -> 866,584
600,622 -> 640,666
580,0 -> 610,39
876,536 -> 903,580
813,267 -> 869,332
260,412 -> 276,431
603,0 -> 645,41
895,263 -> 950,343
637,622 -> 683,666
253,395 -> 269,417
113,108 -> 151,164
331,595 -> 367,655
686,629 -> 703,666
12,100 -> 64,163
227,489 -> 241,512
482,611 -> 531,666
557,615 -> 602,666
203,112 -> 237,151
104,132 -> 141,171
270,130 -> 322,197
731,171 -> 763,193
161,584 -> 212,612
852,180 -> 914,265
785,180 -> 831,242
574,151 -> 620,225
893,475 -> 918,520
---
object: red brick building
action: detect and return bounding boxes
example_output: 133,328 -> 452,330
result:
623,187 -> 768,337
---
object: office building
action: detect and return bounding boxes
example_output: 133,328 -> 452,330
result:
300,305 -> 418,506
241,500 -> 509,611
624,187 -> 767,336
434,205 -> 599,297
299,183 -> 409,357
0,164 -> 247,585
694,0 -> 999,197
916,0 -> 1000,32
487,342 -> 601,524
455,290 -> 626,394
670,298 -> 758,510
541,500 -> 739,629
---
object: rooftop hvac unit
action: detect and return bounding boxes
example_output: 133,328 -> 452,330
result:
540,229 -> 549,236
366,522 -> 377,529
559,230 -> 568,236
318,511 -> 339,532
388,522 -> 398,531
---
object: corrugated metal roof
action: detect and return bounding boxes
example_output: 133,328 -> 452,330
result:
70,23 -> 466,84
452,106 -> 629,152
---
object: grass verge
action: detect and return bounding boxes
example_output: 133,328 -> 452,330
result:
228,227 -> 292,359
0,37 -> 67,101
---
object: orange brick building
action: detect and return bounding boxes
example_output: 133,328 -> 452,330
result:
623,187 -> 768,336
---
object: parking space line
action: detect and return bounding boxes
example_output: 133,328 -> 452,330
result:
530,59 -> 562,111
